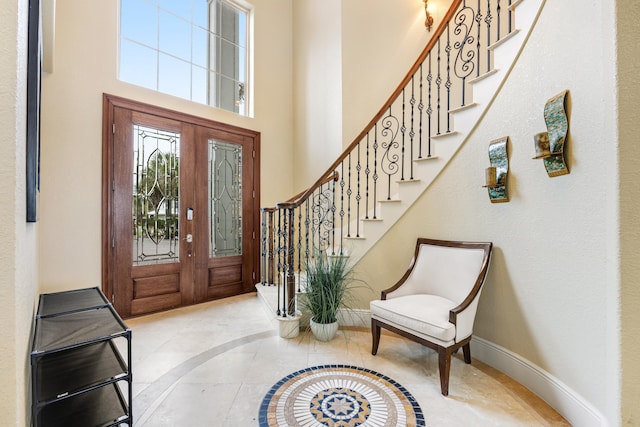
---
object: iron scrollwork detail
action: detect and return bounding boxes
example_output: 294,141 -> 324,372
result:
454,3 -> 477,86
379,113 -> 400,183
310,185 -> 335,251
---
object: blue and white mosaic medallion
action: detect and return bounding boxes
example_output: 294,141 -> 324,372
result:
258,365 -> 425,427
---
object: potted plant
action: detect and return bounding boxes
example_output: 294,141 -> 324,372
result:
301,252 -> 360,341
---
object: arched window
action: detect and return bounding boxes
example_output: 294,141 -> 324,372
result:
119,0 -> 251,116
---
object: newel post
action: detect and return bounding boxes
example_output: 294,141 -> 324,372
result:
267,209 -> 275,286
260,208 -> 276,286
285,206 -> 296,316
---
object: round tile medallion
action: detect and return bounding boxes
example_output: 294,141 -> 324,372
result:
258,365 -> 425,426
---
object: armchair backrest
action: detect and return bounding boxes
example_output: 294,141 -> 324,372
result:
386,239 -> 492,305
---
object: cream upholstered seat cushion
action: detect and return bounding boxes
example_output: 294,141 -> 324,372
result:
370,294 -> 457,344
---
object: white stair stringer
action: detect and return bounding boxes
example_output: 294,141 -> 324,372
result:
339,0 -> 545,265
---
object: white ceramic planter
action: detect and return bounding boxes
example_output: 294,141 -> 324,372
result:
310,318 -> 338,341
277,314 -> 301,339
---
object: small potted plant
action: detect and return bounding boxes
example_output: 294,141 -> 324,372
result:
301,252 -> 360,341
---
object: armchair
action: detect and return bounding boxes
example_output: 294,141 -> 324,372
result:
370,238 -> 492,396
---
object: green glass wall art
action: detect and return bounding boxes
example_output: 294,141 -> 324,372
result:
533,90 -> 570,177
484,136 -> 510,203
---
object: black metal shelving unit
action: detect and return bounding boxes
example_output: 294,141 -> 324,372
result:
31,287 -> 132,427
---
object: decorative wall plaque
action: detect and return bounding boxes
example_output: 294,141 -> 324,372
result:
533,90 -> 570,177
484,136 -> 509,203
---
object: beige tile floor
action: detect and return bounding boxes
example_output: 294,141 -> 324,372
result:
123,293 -> 570,426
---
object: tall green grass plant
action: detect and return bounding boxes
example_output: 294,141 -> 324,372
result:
303,253 -> 359,325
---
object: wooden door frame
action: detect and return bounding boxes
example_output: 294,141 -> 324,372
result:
102,94 -> 261,314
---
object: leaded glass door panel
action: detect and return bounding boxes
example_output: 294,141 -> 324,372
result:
105,95 -> 259,318
192,126 -> 256,302
112,108 -> 196,317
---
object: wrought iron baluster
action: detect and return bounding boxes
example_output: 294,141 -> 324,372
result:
496,0 -> 501,41
485,0 -> 493,72
338,161 -> 346,255
401,89 -> 406,181
296,205 -> 302,292
285,207 -> 296,316
304,199 -> 310,271
373,125 -> 379,219
331,175 -> 337,255
418,65 -> 424,159
268,210 -> 274,286
454,0 -> 476,107
365,133 -> 370,219
346,153 -> 352,238
311,183 -> 333,253
276,209 -> 282,315
356,143 -> 362,236
316,185 -> 322,251
410,75 -> 415,179
476,0 -> 482,78
381,107 -> 399,201
508,0 -> 513,33
427,54 -> 433,157
436,38 -> 442,135
445,23 -> 452,133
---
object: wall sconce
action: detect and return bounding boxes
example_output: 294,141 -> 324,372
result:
532,90 -> 570,177
483,136 -> 510,203
423,0 -> 434,31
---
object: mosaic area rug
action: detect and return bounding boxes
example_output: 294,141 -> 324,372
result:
258,364 -> 425,426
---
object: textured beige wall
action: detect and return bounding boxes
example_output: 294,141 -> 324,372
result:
354,0 -> 621,423
39,0 -> 294,293
617,1 -> 640,424
0,0 -> 39,425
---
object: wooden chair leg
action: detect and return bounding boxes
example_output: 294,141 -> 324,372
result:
371,319 -> 381,355
438,346 -> 452,396
462,342 -> 471,364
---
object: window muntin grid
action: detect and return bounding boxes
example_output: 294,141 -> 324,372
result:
119,0 -> 250,115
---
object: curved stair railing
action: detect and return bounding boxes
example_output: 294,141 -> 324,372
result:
261,0 -> 540,317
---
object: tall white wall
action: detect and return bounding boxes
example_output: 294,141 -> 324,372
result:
356,0 -> 621,423
0,0 -> 39,425
292,0 -> 343,192
39,0 -> 294,293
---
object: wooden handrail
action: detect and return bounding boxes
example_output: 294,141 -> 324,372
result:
276,171 -> 339,209
272,0 -> 463,211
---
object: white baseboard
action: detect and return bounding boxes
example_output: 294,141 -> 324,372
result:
335,304 -> 608,426
337,308 -> 371,328
471,336 -> 608,427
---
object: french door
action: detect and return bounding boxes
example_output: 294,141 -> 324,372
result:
103,95 -> 260,318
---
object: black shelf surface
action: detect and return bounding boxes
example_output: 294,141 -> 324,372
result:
34,340 -> 128,403
33,306 -> 129,354
36,382 -> 129,427
37,287 -> 109,317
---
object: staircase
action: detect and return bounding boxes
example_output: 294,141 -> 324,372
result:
259,0 -> 545,320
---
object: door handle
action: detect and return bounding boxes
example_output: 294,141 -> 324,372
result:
185,234 -> 193,243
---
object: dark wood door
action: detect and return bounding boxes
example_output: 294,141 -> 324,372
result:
192,125 -> 258,303
103,95 -> 260,318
